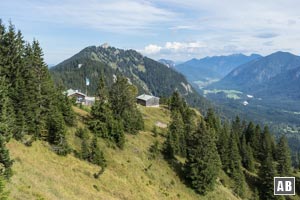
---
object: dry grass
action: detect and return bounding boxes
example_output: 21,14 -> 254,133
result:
6,106 -> 240,200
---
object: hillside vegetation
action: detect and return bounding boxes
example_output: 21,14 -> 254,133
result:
7,106 -> 239,200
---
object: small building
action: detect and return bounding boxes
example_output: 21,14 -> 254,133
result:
136,94 -> 159,107
66,89 -> 95,106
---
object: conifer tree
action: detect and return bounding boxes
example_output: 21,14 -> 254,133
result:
231,116 -> 242,148
90,75 -> 113,138
205,108 -> 221,135
240,134 -> 255,172
260,126 -> 274,161
169,91 -> 184,112
0,135 -> 12,179
109,75 -> 144,134
89,137 -> 106,168
81,139 -> 90,160
111,119 -> 125,149
259,156 -> 276,200
165,110 -> 185,157
245,122 -> 255,144
228,130 -> 246,197
276,135 -> 292,176
47,107 -> 70,155
184,120 -> 221,195
0,77 -> 15,141
217,122 -> 230,170
251,124 -> 261,159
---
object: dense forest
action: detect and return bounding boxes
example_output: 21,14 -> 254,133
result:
163,91 -> 296,199
0,20 -> 298,200
0,20 -> 75,197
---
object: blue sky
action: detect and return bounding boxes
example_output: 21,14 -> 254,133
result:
1,0 -> 300,64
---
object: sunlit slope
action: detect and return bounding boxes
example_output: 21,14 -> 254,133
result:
7,106 -> 239,200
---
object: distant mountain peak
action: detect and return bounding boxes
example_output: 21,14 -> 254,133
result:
268,51 -> 297,57
100,43 -> 110,48
175,53 -> 262,82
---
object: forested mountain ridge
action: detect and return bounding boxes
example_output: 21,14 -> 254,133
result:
175,53 -> 261,85
210,51 -> 300,95
50,45 -> 210,110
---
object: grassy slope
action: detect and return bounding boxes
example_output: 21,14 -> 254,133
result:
7,105 -> 239,200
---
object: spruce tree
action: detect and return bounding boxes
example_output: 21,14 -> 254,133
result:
240,134 -> 255,172
90,75 -> 113,138
276,136 -> 292,176
228,130 -> 246,198
81,139 -> 90,160
184,120 -> 221,195
0,77 -> 15,141
252,124 -> 262,159
89,137 -> 106,168
217,122 -> 230,170
109,75 -> 144,134
165,110 -> 185,157
205,108 -> 221,135
0,135 -> 12,179
111,119 -> 125,149
260,126 -> 273,161
47,107 -> 70,155
169,91 -> 184,112
259,156 -> 276,200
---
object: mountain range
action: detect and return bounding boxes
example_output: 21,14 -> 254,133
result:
209,51 -> 300,100
175,54 -> 262,85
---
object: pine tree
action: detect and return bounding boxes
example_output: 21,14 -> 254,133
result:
260,126 -> 274,161
89,137 -> 106,168
217,122 -> 230,170
259,156 -> 276,200
81,139 -> 90,160
240,134 -> 255,172
0,77 -> 15,141
251,124 -> 262,159
164,111 -> 185,157
90,75 -> 113,138
231,116 -> 242,149
228,130 -> 246,197
205,108 -> 221,135
276,135 -> 292,176
0,135 -> 12,179
110,75 -> 144,134
47,107 -> 70,155
169,91 -> 184,112
111,119 -> 125,149
184,120 -> 221,195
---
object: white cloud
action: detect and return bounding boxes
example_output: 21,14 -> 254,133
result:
3,0 -> 300,63
144,44 -> 162,54
6,0 -> 177,34
142,41 -> 208,59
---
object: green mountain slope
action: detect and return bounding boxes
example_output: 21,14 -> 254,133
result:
7,106 -> 239,200
50,45 -> 210,111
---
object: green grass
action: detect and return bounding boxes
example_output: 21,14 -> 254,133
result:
7,106 -> 240,200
